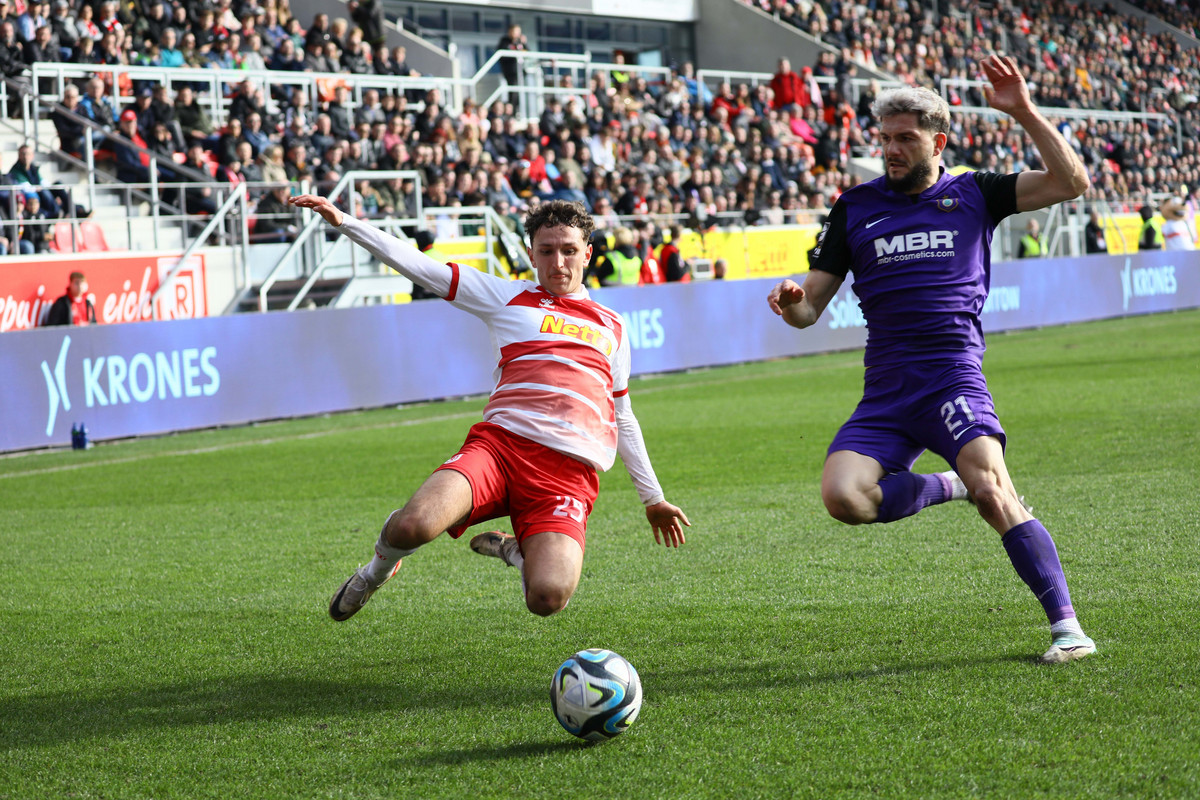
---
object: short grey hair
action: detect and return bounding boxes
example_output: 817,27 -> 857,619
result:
871,86 -> 950,135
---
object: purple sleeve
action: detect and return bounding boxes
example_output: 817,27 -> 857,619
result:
808,199 -> 851,279
971,172 -> 1019,224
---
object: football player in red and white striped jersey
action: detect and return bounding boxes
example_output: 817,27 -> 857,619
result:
291,194 -> 690,621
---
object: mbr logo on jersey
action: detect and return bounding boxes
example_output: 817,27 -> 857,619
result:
874,230 -> 957,264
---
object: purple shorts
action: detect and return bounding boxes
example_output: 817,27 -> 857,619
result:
828,361 -> 1006,473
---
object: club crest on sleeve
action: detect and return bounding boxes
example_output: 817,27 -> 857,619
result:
937,196 -> 959,212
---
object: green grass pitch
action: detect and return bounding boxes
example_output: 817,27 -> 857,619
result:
2,309 -> 1198,799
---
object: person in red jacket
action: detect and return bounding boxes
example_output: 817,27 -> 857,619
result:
657,225 -> 691,282
769,58 -> 804,110
44,272 -> 97,326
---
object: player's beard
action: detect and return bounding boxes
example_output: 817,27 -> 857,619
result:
885,159 -> 934,194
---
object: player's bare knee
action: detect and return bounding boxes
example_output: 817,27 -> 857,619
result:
383,508 -> 433,548
970,482 -> 1007,522
821,484 -> 873,525
525,587 -> 570,617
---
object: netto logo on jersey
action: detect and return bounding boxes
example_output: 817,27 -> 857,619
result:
539,315 -> 613,354
874,230 -> 957,263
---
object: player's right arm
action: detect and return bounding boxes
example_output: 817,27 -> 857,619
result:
768,269 -> 842,329
769,199 -> 848,328
289,194 -> 514,309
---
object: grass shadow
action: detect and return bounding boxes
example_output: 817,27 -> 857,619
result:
1,652 -> 1038,753
400,739 -> 594,767
0,674 -> 544,751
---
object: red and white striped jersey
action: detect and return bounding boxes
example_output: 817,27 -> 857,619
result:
338,217 -> 635,474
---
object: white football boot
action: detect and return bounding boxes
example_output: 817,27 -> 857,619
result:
1040,632 -> 1097,664
328,561 -> 401,621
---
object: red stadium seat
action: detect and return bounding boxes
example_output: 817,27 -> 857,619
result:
80,221 -> 111,252
48,221 -> 76,253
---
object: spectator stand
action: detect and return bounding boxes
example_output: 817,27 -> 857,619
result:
250,169 -> 426,312
463,49 -> 671,124
34,92 -> 249,256
283,170 -> 533,311
147,184 -> 252,321
29,62 -> 459,141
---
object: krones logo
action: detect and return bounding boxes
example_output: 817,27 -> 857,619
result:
42,336 -> 220,437
1120,257 -> 1177,311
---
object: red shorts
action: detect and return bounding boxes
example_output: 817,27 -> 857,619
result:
435,421 -> 599,552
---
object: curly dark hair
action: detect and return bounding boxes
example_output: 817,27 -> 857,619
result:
524,200 -> 595,244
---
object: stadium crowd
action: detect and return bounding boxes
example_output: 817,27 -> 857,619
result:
744,0 -> 1200,207
0,0 -> 1197,259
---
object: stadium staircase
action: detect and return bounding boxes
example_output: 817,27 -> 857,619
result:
233,277 -> 350,312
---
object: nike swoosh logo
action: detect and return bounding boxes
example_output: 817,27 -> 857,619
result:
951,423 -> 978,441
864,216 -> 891,229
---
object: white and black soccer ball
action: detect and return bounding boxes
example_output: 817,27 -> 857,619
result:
550,649 -> 643,741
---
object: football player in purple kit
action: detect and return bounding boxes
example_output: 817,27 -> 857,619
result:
767,54 -> 1096,663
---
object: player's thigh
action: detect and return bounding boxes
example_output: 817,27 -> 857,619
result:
822,449 -> 887,502
521,530 -> 585,597
394,468 -> 475,540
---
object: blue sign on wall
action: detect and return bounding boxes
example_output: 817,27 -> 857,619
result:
3,252 -> 1197,452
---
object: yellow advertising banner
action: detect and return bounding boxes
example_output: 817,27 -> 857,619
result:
1104,213 -> 1200,254
674,225 -> 821,280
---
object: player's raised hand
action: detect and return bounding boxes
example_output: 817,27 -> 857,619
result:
289,194 -> 344,227
767,279 -> 805,315
646,500 -> 690,548
981,54 -> 1034,117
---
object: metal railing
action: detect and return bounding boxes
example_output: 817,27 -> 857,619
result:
254,169 -> 425,312
29,63 -> 462,136
148,185 -> 250,320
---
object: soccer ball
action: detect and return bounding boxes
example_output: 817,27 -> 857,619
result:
550,649 -> 643,741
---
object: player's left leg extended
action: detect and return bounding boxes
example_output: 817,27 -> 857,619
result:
955,435 -> 1095,663
330,469 -> 474,622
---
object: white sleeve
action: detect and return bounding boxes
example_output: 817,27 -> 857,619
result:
336,215 -> 457,296
614,393 -> 665,507
336,215 -> 523,316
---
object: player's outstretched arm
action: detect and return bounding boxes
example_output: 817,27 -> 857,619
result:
290,193 -> 343,226
768,269 -> 841,329
613,393 -> 688,547
980,54 -> 1089,211
290,192 -> 460,299
646,500 -> 690,548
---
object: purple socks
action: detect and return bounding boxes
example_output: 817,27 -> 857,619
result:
875,471 -> 953,523
1002,519 -> 1076,623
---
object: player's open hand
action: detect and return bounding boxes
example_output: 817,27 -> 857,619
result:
981,54 -> 1033,117
646,500 -> 690,548
767,279 -> 805,315
289,194 -> 344,227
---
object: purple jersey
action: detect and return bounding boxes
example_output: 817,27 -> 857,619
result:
810,170 -> 1018,368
